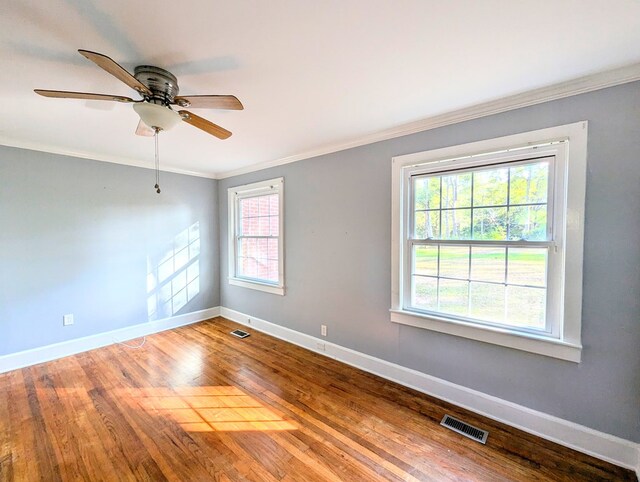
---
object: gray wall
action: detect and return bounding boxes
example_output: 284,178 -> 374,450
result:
219,81 -> 640,442
0,146 -> 219,355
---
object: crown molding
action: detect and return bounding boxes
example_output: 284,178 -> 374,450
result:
0,137 -> 217,179
215,61 -> 640,179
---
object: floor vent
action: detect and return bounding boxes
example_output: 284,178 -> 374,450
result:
230,329 -> 250,339
440,414 -> 488,444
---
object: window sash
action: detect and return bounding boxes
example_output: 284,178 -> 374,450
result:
234,234 -> 280,286
407,242 -> 551,335
409,156 -> 555,243
403,152 -> 559,337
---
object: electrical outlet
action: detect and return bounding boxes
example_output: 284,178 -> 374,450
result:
63,314 -> 74,326
316,342 -> 326,351
321,325 -> 327,337
247,318 -> 251,325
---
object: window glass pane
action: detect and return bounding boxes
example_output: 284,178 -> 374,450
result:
267,260 -> 279,282
472,207 -> 507,240
268,238 -> 279,260
413,245 -> 438,276
440,208 -> 471,239
240,238 -> 255,258
257,258 -> 269,280
425,211 -> 440,239
506,286 -> 546,330
414,211 -> 425,239
470,282 -> 505,324
240,257 -> 257,278
414,211 -> 440,239
473,168 -> 508,206
509,161 -> 549,205
259,217 -> 270,236
507,248 -> 547,287
414,177 -> 441,210
270,216 -> 279,236
470,247 -> 505,283
242,217 -> 258,236
257,239 -> 268,259
269,194 -> 279,215
258,196 -> 270,216
439,246 -> 469,279
412,276 -> 437,311
508,205 -> 547,240
442,173 -> 472,208
438,279 -> 468,316
240,197 -> 258,218
238,237 -> 278,284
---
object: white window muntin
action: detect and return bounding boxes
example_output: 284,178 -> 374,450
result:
403,150 -> 562,337
391,122 -> 587,362
228,177 -> 284,295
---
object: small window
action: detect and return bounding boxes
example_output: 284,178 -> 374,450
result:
228,178 -> 284,295
391,122 -> 588,362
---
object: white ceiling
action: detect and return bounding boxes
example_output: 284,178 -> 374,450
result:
2,1 -> 640,178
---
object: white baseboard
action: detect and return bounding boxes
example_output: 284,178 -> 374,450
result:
0,306 -> 221,374
220,307 -> 640,473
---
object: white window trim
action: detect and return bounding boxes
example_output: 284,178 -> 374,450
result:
228,177 -> 285,295
391,122 -> 588,362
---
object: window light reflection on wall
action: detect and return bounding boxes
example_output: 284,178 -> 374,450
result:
147,222 -> 201,320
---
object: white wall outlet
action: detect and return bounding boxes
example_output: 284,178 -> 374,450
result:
247,318 -> 251,325
321,324 -> 327,337
316,342 -> 326,351
63,314 -> 74,326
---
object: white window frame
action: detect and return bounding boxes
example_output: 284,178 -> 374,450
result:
228,177 -> 285,295
391,122 -> 588,362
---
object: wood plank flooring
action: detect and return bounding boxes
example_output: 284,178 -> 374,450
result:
0,317 -> 635,481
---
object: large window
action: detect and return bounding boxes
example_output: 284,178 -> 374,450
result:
391,123 -> 587,362
228,178 -> 284,295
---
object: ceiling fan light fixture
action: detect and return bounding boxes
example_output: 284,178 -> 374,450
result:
133,102 -> 181,131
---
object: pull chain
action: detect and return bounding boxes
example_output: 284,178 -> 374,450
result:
154,128 -> 161,194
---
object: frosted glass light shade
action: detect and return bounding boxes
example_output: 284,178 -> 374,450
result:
133,103 -> 181,131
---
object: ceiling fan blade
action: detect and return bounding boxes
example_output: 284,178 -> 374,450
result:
78,49 -> 151,96
135,119 -> 155,137
179,110 -> 232,139
173,95 -> 243,110
34,89 -> 134,103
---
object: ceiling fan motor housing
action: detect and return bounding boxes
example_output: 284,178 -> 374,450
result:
134,65 -> 180,105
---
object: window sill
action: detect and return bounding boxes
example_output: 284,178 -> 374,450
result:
229,277 -> 285,296
390,309 -> 581,363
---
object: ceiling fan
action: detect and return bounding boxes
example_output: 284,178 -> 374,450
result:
34,49 -> 243,139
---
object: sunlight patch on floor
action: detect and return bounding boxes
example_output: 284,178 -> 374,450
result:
125,386 -> 298,432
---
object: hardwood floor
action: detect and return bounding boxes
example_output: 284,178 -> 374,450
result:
0,317 -> 635,481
